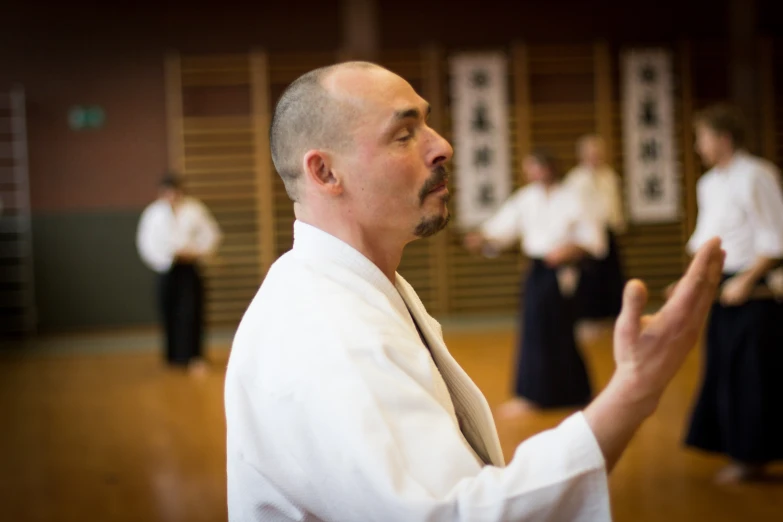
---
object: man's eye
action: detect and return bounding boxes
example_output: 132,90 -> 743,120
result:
397,132 -> 414,142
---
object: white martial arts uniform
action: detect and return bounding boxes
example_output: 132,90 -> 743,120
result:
687,151 -> 783,273
225,220 -> 611,521
479,181 -> 607,260
137,196 -> 221,364
136,196 -> 222,273
564,166 -> 627,319
684,151 -> 783,462
565,165 -> 626,237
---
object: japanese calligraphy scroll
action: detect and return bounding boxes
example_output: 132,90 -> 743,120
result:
449,53 -> 512,230
622,49 -> 680,223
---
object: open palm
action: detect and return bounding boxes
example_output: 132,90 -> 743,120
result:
612,237 -> 725,399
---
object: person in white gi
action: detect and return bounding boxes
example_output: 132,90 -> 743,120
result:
224,61 -> 725,521
463,149 -> 606,418
678,104 -> 783,483
137,175 -> 221,373
565,135 -> 626,330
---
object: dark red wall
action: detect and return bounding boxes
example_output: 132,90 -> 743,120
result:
0,0 -> 753,213
0,2 -> 343,212
3,50 -> 166,212
378,0 -> 731,49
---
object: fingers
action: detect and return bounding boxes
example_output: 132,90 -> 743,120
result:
676,238 -> 724,303
640,315 -> 654,329
614,279 -> 648,344
662,238 -> 724,328
701,247 -> 726,309
683,237 -> 723,285
662,281 -> 677,301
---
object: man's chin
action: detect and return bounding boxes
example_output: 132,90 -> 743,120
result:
413,210 -> 450,238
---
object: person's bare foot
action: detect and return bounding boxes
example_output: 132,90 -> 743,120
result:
496,397 -> 537,420
714,463 -> 767,484
188,358 -> 209,378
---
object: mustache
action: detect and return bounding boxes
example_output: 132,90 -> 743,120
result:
418,165 -> 449,203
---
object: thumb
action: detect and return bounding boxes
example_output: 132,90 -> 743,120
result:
614,279 -> 648,346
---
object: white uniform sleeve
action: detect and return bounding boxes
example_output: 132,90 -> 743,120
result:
191,201 -> 222,258
136,205 -> 172,273
748,168 -> 783,259
230,339 -> 610,521
480,190 -> 525,249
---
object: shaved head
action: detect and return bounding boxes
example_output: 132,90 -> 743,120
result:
269,60 -> 453,260
269,61 -> 381,202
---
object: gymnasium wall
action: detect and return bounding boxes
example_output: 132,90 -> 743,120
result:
0,3 -> 341,331
2,0 -> 780,332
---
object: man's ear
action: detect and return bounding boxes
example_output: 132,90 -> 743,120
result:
302,150 -> 343,196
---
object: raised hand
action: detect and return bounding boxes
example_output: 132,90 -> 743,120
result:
463,232 -> 486,254
584,237 -> 725,471
719,273 -> 754,307
613,237 -> 724,407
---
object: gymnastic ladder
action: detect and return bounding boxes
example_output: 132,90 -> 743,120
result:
0,86 -> 37,337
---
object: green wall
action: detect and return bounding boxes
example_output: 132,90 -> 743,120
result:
31,210 -> 157,332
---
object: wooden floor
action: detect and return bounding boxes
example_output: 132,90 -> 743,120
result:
1,327 -> 782,521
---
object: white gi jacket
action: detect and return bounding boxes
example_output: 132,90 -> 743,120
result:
565,165 -> 626,236
136,196 -> 222,273
225,220 -> 611,521
687,151 -> 783,273
479,182 -> 607,260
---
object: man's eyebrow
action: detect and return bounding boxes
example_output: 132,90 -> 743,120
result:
392,104 -> 432,122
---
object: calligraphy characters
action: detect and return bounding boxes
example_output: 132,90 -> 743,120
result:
469,69 -> 498,208
638,62 -> 664,203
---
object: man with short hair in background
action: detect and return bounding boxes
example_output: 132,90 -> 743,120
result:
137,175 -> 221,375
681,104 -> 783,483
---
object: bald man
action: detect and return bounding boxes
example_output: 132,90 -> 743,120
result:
224,62 -> 725,521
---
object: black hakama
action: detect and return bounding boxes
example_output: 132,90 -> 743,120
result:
158,262 -> 204,366
514,259 -> 593,408
575,229 -> 625,320
685,277 -> 783,463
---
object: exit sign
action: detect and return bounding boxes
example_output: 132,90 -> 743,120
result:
68,105 -> 106,130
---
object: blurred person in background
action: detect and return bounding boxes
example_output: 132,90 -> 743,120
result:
137,175 -> 222,375
565,135 -> 626,338
676,104 -> 783,483
464,148 -> 606,418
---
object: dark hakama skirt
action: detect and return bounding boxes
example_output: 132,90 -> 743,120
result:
685,277 -> 783,463
158,262 -> 204,366
514,259 -> 593,408
575,229 -> 625,320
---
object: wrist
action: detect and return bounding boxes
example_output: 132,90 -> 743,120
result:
604,370 -> 660,420
727,272 -> 756,295
740,270 -> 762,286
583,369 -> 660,472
